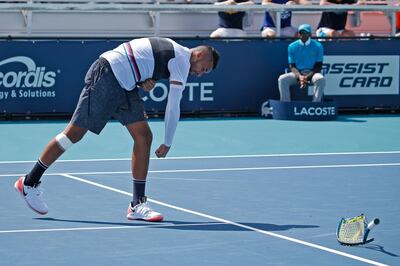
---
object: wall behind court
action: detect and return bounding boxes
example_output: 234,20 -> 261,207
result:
0,38 -> 399,116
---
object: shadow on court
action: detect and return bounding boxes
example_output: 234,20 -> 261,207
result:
160,221 -> 319,232
358,244 -> 399,257
35,217 -> 319,232
336,116 -> 367,123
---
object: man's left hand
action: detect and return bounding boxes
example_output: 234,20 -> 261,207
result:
155,144 -> 171,158
299,75 -> 308,88
140,79 -> 156,92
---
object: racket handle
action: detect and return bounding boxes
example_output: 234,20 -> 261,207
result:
367,218 -> 380,230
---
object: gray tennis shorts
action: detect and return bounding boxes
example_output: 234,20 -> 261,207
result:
70,57 -> 146,134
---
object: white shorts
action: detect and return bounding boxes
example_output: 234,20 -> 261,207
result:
316,27 -> 344,37
210,28 -> 247,38
262,26 -> 297,37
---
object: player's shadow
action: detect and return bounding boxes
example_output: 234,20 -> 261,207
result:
358,244 -> 399,257
35,218 -> 319,232
162,221 -> 319,232
35,217 -> 153,227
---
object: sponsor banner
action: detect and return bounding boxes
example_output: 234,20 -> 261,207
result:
0,56 -> 58,101
322,55 -> 400,96
0,39 -> 283,114
269,99 -> 338,121
140,81 -> 216,106
0,39 -> 399,115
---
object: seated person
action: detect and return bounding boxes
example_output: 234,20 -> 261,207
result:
210,0 -> 255,38
316,0 -> 362,38
278,24 -> 325,102
261,0 -> 310,38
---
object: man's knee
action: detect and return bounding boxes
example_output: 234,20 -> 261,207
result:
261,29 -> 276,38
313,74 -> 326,86
278,74 -> 289,84
143,129 -> 153,146
55,127 -> 85,151
63,124 -> 87,144
55,133 -> 74,151
135,127 -> 153,147
278,73 -> 295,87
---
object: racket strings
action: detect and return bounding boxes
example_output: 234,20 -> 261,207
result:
337,215 -> 368,244
339,221 -> 365,243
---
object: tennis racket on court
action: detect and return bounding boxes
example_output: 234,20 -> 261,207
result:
336,214 -> 380,246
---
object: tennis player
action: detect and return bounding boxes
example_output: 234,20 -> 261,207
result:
14,37 -> 220,222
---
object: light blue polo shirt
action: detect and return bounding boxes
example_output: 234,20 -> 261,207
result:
288,39 -> 324,71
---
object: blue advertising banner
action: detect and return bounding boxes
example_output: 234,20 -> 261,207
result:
268,99 -> 338,121
0,39 -> 399,116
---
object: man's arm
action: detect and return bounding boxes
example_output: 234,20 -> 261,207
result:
290,63 -> 308,88
215,0 -> 254,14
155,81 -> 184,158
138,79 -> 156,92
215,0 -> 236,5
214,0 -> 237,14
304,61 -> 323,80
305,42 -> 324,80
294,0 -> 311,5
237,0 -> 255,5
289,63 -> 301,79
320,0 -> 336,5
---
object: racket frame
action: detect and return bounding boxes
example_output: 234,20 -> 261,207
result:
336,214 -> 376,246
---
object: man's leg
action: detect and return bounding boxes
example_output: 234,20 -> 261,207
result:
261,27 -> 277,38
125,120 -> 163,222
311,73 -> 326,102
127,120 -> 152,202
342,29 -> 356,37
278,72 -> 298,102
26,123 -> 88,185
210,28 -> 225,38
15,123 -> 87,215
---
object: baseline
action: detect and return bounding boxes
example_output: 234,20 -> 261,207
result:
0,222 -> 225,234
0,150 -> 399,164
0,162 -> 399,177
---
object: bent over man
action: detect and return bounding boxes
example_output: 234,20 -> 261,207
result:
14,37 -> 220,222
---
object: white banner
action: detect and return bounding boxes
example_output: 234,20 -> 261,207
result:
320,55 -> 399,95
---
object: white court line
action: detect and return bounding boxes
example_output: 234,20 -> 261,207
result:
59,173 -> 387,266
0,222 -> 224,234
148,176 -> 222,181
0,150 -> 399,164
1,162 -> 400,178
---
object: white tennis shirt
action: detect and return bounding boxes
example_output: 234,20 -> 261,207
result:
100,38 -> 191,91
100,38 -> 191,147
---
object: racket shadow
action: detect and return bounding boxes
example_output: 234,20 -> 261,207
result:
358,244 -> 399,257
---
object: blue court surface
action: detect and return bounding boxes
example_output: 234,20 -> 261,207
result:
1,116 -> 399,266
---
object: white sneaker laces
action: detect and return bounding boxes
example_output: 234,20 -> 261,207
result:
135,202 -> 154,217
25,184 -> 43,197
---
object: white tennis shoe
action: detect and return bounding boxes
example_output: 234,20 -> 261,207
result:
127,197 -> 163,222
14,176 -> 48,215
